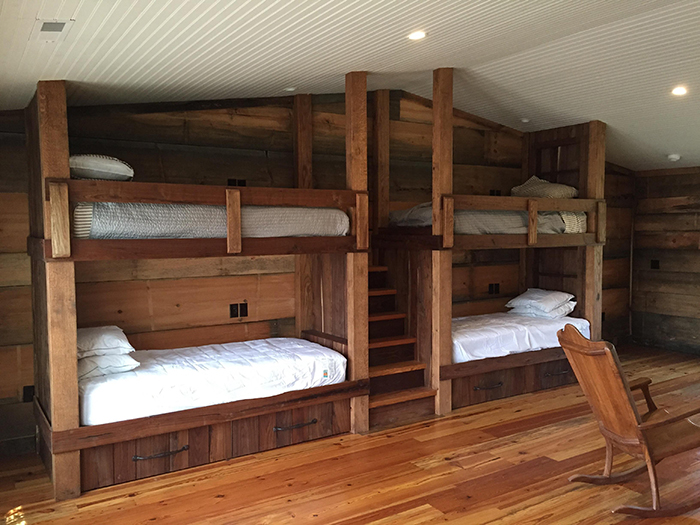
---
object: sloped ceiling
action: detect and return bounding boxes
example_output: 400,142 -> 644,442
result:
0,0 -> 698,170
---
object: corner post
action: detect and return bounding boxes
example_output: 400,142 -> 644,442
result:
432,68 -> 454,415
345,71 -> 369,432
26,80 -> 80,499
370,89 -> 390,231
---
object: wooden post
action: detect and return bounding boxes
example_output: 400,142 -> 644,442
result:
293,94 -> 313,189
432,250 -> 453,415
527,199 -> 538,246
48,181 -> 71,258
432,67 -> 453,239
581,120 -> 606,340
345,71 -> 369,432
26,81 -> 80,499
370,89 -> 390,231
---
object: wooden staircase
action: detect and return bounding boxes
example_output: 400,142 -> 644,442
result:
368,265 -> 436,430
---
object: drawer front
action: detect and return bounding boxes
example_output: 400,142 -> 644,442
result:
466,368 -> 529,406
536,359 -> 577,391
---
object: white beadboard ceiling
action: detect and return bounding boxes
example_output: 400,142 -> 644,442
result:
0,0 -> 699,170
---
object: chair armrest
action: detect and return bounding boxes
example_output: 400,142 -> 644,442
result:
628,377 -> 657,413
639,399 -> 700,431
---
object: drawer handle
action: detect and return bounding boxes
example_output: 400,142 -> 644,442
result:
132,444 -> 189,462
274,418 -> 318,432
544,369 -> 571,377
474,381 -> 503,391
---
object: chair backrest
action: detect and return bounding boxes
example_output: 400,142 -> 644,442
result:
557,324 -> 641,443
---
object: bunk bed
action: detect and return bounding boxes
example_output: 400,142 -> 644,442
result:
26,75 -> 370,499
370,68 -> 606,416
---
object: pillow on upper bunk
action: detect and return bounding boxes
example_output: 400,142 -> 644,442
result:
78,354 -> 140,380
511,176 -> 578,198
70,155 -> 134,181
509,300 -> 576,319
77,326 -> 135,358
505,288 -> 574,313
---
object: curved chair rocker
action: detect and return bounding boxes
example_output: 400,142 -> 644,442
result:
557,324 -> 700,518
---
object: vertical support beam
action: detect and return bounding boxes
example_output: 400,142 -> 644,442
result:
370,89 -> 390,230
432,68 -> 453,239
581,120 -> 606,340
527,199 -> 538,246
432,249 -> 452,415
345,71 -> 369,432
225,188 -> 242,254
293,94 -> 313,189
347,252 -> 369,433
25,80 -> 80,500
294,254 -> 314,336
48,181 -> 71,258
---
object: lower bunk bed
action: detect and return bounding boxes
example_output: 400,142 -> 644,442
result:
36,332 -> 369,493
441,313 -> 590,409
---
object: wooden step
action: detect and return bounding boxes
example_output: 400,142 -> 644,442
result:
368,288 -> 397,297
368,312 -> 407,323
369,360 -> 426,378
369,266 -> 388,272
369,387 -> 437,409
369,335 -> 417,349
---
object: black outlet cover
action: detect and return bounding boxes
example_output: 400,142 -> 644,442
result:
230,303 -> 239,318
240,302 -> 248,317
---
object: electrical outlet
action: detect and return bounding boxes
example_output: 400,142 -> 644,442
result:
489,189 -> 502,196
22,385 -> 34,403
488,283 -> 500,295
230,303 -> 239,318
240,302 -> 248,317
651,260 -> 660,270
227,178 -> 247,187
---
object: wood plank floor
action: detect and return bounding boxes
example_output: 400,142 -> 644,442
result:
3,345 -> 700,524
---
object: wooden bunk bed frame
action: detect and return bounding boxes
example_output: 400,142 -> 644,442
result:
370,68 -> 607,416
27,74 -> 370,500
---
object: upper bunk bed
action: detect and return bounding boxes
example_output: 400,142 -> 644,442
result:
26,75 -> 371,500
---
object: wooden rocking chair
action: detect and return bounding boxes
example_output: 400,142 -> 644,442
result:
557,324 -> 700,518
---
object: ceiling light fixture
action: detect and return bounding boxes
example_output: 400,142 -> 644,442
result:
672,86 -> 687,96
668,154 -> 681,162
408,31 -> 426,40
284,87 -> 296,92
520,118 -> 530,123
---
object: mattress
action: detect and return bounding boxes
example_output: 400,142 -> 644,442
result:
389,202 -> 587,234
73,202 -> 350,239
451,313 -> 590,364
79,337 -> 347,426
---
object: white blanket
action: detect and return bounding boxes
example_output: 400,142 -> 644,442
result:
451,313 -> 590,364
79,338 -> 347,426
73,202 -> 350,239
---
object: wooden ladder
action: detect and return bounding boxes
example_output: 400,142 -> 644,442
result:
368,265 -> 436,430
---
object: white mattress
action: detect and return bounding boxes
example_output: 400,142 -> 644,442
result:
451,313 -> 591,364
389,202 -> 587,234
73,202 -> 350,239
79,337 -> 347,426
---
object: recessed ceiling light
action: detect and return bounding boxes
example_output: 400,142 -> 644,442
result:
672,86 -> 687,96
668,153 -> 681,162
408,31 -> 426,40
520,118 -> 530,123
284,87 -> 296,92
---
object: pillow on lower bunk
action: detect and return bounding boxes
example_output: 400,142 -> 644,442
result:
511,176 -> 578,198
70,154 -> 134,181
505,288 -> 574,313
77,326 -> 135,358
508,300 -> 576,319
78,354 -> 140,380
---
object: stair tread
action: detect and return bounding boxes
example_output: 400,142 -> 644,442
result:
368,288 -> 398,297
369,387 -> 437,409
369,266 -> 389,272
369,335 -> 417,349
369,360 -> 427,378
368,311 -> 407,322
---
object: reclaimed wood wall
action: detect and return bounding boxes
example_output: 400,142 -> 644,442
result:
633,166 -> 700,352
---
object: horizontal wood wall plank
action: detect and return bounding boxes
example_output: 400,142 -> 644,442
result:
602,257 -> 630,289
0,193 -> 29,253
0,286 -> 32,345
602,288 -> 629,319
0,344 -> 33,399
453,296 -> 512,317
0,253 -> 31,287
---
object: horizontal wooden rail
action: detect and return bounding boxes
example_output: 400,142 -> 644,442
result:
441,347 -> 566,380
448,194 -> 602,213
47,179 -> 363,210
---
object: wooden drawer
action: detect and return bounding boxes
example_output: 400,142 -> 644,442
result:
452,367 -> 532,408
80,399 -> 351,492
535,359 -> 577,391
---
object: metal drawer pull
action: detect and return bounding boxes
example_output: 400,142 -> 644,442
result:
273,418 -> 318,432
544,369 -> 571,377
474,381 -> 503,391
132,444 -> 189,462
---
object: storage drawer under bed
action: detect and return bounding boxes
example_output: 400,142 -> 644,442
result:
80,399 -> 350,492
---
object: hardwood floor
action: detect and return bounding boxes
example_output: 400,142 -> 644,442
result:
3,345 -> 700,524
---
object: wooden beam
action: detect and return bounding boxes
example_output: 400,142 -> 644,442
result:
345,72 -> 367,192
293,94 -> 313,189
527,199 -> 538,246
48,182 -> 70,258
432,68 -> 453,237
370,90 -> 390,230
355,192 -> 369,250
432,250 -> 452,415
346,251 -> 369,433
225,188 -> 242,254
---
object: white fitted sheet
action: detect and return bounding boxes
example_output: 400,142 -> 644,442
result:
79,338 -> 347,426
451,313 -> 590,364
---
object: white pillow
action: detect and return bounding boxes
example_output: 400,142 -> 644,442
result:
511,176 -> 578,198
70,155 -> 134,181
78,354 -> 140,380
509,300 -> 576,319
77,326 -> 135,358
506,288 -> 574,313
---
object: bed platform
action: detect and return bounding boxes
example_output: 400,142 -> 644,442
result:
26,75 -> 370,499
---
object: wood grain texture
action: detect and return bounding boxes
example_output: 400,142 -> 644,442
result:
8,346 -> 700,524
345,72 -> 367,193
431,68 -> 453,237
370,90 -> 390,230
293,94 -> 313,189
48,182 -> 70,258
225,188 -> 242,254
